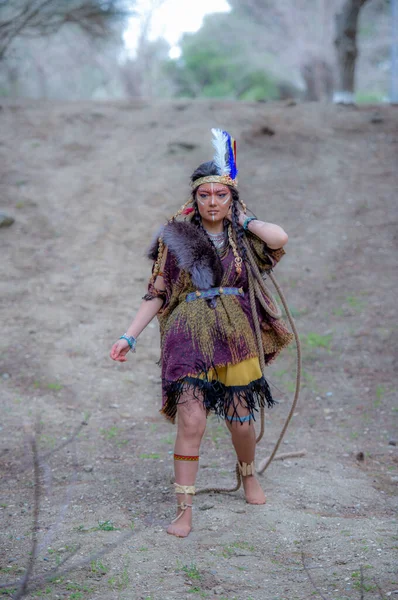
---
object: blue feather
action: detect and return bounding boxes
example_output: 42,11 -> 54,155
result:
223,130 -> 238,179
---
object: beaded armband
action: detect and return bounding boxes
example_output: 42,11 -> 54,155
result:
242,216 -> 257,231
119,333 -> 137,352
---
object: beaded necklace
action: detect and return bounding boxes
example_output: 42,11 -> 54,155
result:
206,230 -> 226,251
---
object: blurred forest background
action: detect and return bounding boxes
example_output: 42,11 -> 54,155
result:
0,0 -> 393,104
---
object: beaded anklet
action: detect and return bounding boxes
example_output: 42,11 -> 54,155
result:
174,454 -> 199,461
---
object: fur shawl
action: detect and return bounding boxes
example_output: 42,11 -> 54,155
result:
147,221 -> 223,289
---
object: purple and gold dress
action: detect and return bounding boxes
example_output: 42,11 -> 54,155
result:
146,220 -> 293,423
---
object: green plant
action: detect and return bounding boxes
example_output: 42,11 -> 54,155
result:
47,382 -> 63,391
181,562 -> 201,580
285,380 -> 296,393
221,541 -> 254,558
90,559 -> 108,574
96,520 -> 118,531
273,368 -> 288,378
346,295 -> 365,311
284,306 -> 307,318
305,332 -> 333,350
116,438 -> 129,447
376,385 -> 385,400
100,425 -> 120,440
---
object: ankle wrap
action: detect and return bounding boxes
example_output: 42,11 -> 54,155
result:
172,483 -> 195,523
174,483 -> 196,495
238,461 -> 255,476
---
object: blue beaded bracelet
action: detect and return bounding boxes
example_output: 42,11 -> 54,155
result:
243,216 -> 257,231
120,333 -> 137,352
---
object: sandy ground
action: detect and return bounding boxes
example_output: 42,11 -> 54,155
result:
0,99 -> 397,600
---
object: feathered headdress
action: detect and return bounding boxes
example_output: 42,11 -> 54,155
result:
191,128 -> 238,190
168,129 -> 240,224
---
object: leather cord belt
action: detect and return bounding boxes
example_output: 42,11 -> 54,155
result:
186,287 -> 244,302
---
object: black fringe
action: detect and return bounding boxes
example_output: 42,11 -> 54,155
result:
161,368 -> 275,424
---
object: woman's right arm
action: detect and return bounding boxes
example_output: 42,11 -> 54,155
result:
110,296 -> 164,362
110,248 -> 168,362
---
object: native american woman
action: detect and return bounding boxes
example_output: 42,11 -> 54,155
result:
110,129 -> 293,537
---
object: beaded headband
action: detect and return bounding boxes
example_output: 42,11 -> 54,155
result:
191,129 -> 238,190
191,174 -> 238,190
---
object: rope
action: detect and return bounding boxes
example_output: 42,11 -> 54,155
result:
256,268 -> 302,474
196,237 -> 302,494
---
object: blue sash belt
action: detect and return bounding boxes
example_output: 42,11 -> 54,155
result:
186,287 -> 244,302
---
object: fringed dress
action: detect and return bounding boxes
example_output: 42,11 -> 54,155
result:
146,220 -> 293,423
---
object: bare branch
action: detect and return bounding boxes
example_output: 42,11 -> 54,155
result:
0,420 -> 134,598
0,531 -> 134,595
301,551 -> 331,600
360,565 -> 364,600
40,418 -> 88,462
13,433 -> 41,600
373,576 -> 387,600
0,0 -> 136,60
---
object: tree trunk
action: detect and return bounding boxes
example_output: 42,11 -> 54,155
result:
333,0 -> 369,104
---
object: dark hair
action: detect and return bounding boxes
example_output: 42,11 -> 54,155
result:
190,161 -> 218,184
190,162 -> 247,262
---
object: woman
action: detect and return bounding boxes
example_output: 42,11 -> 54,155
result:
110,129 -> 293,538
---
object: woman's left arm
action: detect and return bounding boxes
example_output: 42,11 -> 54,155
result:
236,212 -> 288,249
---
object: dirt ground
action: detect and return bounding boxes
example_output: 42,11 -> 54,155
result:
0,99 -> 397,600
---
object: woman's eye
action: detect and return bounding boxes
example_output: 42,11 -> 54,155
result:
218,194 -> 227,198
199,194 -> 207,198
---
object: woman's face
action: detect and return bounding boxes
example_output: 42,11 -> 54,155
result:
195,183 -> 232,224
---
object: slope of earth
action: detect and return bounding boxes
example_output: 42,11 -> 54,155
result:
0,100 -> 397,600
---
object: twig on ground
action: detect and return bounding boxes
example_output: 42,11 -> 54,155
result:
257,449 -> 307,472
301,551 -> 330,600
41,418 -> 88,461
373,576 -> 386,600
0,417 -> 133,599
0,531 -> 133,595
360,565 -> 364,600
13,433 -> 41,600
37,435 -> 79,555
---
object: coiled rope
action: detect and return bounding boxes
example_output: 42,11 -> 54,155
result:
197,238 -> 302,495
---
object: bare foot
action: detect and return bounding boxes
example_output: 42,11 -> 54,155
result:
166,507 -> 192,538
242,475 -> 266,504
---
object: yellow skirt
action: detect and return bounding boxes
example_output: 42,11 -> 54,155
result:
204,356 -> 262,387
162,356 -> 273,423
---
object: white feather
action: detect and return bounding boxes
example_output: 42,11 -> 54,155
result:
211,128 -> 230,176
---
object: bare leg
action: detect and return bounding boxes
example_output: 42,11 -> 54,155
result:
225,409 -> 266,505
167,391 -> 207,538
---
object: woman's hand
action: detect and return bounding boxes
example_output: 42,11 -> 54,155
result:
110,339 -> 130,362
225,204 -> 246,225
